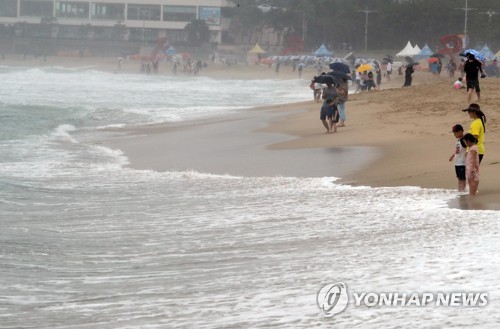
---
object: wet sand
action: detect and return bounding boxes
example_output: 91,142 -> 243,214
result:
105,104 -> 380,178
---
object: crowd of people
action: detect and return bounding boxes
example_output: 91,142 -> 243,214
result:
309,51 -> 492,197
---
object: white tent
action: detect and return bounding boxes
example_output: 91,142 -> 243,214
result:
413,44 -> 421,55
396,41 -> 416,57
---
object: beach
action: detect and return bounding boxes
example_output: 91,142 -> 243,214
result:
50,54 -> 499,210
2,56 -> 500,328
3,54 -> 499,202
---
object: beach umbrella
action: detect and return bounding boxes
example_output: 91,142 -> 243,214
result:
462,49 -> 485,61
329,62 -> 351,74
430,53 -> 445,58
326,71 -> 352,80
427,57 -> 439,63
356,63 -> 373,72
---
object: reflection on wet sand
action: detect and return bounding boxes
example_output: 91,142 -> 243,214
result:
449,194 -> 500,211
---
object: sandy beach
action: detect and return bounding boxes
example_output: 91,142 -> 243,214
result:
4,55 -> 499,209
4,54 -> 500,329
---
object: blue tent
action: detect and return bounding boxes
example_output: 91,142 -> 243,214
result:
479,44 -> 495,60
415,43 -> 433,59
165,46 -> 177,55
313,43 -> 333,57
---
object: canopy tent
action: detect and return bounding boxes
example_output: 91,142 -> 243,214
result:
479,44 -> 495,60
165,46 -> 177,55
248,43 -> 266,54
247,43 -> 266,64
313,43 -> 333,57
413,44 -> 421,55
495,50 -> 500,58
396,41 -> 418,57
415,44 -> 433,59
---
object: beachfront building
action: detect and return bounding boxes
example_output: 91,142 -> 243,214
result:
0,0 -> 231,44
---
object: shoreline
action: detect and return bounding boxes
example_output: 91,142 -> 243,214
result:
260,75 -> 500,210
103,103 -> 381,179
3,57 -> 500,210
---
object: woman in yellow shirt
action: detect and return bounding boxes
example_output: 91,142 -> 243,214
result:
462,103 -> 486,163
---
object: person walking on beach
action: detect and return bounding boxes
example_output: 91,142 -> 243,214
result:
320,98 -> 338,134
313,81 -> 323,102
403,65 -> 414,87
449,124 -> 467,192
464,133 -> 480,196
463,54 -> 485,102
437,59 -> 443,75
376,69 -> 382,89
447,59 -> 457,78
322,82 -> 338,105
354,70 -> 362,92
336,78 -> 348,127
386,61 -> 392,81
463,103 -> 486,163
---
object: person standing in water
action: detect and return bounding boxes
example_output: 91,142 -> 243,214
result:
449,124 -> 467,193
463,133 -> 480,196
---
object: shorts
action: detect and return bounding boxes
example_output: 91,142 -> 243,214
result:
455,165 -> 466,181
319,107 -> 332,120
466,79 -> 480,92
320,106 -> 334,120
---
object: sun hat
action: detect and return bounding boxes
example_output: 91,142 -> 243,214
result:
462,103 -> 481,112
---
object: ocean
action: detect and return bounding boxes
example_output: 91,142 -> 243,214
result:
1,66 -> 499,328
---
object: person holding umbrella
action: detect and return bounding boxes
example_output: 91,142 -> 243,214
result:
463,53 -> 486,102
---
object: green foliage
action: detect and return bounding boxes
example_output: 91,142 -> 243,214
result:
113,21 -> 127,41
224,0 -> 500,51
184,19 -> 210,47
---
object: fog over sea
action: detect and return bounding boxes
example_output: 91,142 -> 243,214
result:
1,66 -> 499,328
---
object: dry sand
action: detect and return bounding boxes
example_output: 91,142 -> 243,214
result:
4,55 -> 499,210
262,71 -> 500,210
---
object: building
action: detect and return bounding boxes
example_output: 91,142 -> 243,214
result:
0,0 -> 231,44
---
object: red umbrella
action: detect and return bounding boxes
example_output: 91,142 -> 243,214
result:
427,57 -> 439,63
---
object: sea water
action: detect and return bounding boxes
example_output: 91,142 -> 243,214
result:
0,66 -> 499,328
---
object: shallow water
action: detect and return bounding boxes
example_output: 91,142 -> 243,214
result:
0,67 -> 499,328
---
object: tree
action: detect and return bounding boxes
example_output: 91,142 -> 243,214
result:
40,16 -> 58,38
78,23 -> 93,40
113,21 -> 127,41
184,19 -> 210,47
